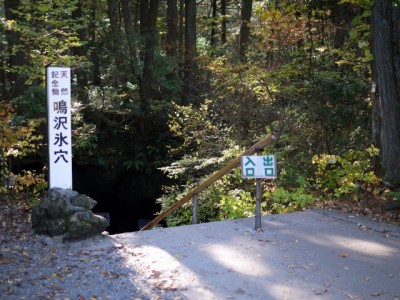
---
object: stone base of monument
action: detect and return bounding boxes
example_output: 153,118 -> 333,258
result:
31,188 -> 109,241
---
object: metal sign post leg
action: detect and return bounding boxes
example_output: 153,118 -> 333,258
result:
255,178 -> 262,231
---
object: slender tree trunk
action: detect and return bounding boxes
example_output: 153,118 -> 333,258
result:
72,0 -> 88,101
371,0 -> 400,185
0,66 -> 5,99
166,0 -> 178,57
121,0 -> 137,79
181,0 -> 197,104
140,0 -> 159,105
371,79 -> 383,177
221,0 -> 227,45
88,0 -> 101,86
107,0 -> 128,85
210,0 -> 217,49
179,0 -> 184,54
238,0 -> 252,63
0,22 -> 6,98
332,1 -> 352,50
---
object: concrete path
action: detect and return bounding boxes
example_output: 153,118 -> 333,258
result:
112,209 -> 400,300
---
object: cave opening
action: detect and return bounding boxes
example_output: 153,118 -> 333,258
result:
73,164 -> 167,234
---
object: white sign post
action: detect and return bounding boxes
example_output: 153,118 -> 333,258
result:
241,155 -> 277,230
46,66 -> 72,189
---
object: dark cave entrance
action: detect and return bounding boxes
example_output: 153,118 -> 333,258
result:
73,164 -> 167,234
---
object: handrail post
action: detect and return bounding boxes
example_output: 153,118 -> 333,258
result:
192,194 -> 198,224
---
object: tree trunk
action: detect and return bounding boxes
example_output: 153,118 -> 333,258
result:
121,0 -> 138,79
166,0 -> 178,57
0,18 -> 7,98
181,0 -> 197,104
210,0 -> 217,48
371,0 -> 400,186
72,0 -> 88,101
221,0 -> 227,45
88,0 -> 101,86
140,0 -> 159,105
331,1 -> 353,50
179,0 -> 184,52
107,0 -> 129,85
238,0 -> 252,63
371,80 -> 383,177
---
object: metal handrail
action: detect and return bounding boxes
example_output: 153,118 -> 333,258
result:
141,133 -> 277,230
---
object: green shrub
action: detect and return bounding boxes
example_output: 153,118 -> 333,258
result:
218,189 -> 256,220
264,186 -> 314,214
312,146 -> 379,198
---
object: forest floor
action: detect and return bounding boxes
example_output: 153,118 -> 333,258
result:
0,188 -> 399,299
311,186 -> 400,226
0,196 -> 184,299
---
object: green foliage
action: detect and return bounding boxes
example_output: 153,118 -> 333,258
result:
0,101 -> 46,205
389,192 -> 400,201
11,86 -> 46,119
7,0 -> 88,85
157,184 -> 221,227
13,170 -> 47,206
159,155 -> 261,227
335,0 -> 373,72
71,86 -> 175,172
264,186 -> 314,214
219,189 -> 256,220
5,87 -> 47,159
312,146 -> 379,198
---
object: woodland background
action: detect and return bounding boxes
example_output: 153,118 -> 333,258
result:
0,0 -> 399,228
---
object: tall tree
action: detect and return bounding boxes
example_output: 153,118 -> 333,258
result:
238,0 -> 252,62
179,0 -> 184,52
371,0 -> 400,185
140,0 -> 159,105
0,7 -> 7,98
210,0 -> 218,48
72,0 -> 89,101
88,0 -> 101,86
221,0 -> 227,45
121,0 -> 138,80
107,0 -> 132,85
182,0 -> 197,104
166,0 -> 179,57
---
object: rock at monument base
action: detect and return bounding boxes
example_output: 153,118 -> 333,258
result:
31,188 -> 109,241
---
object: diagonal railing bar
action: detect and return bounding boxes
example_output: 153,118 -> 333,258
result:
141,133 -> 277,230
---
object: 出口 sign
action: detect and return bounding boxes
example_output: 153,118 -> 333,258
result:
241,155 -> 277,179
47,66 -> 72,189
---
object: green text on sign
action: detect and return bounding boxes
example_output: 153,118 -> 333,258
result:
241,155 -> 277,179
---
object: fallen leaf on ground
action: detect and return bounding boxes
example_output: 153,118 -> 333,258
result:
345,293 -> 365,300
313,288 -> 328,295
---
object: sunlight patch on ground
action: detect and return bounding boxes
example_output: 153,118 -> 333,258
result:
123,245 -> 218,299
203,243 -> 272,276
327,236 -> 397,256
266,283 -> 310,300
301,234 -> 397,257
